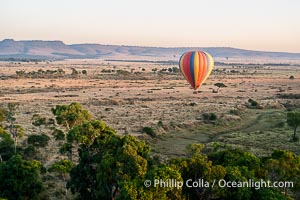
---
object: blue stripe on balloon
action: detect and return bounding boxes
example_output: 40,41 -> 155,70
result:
190,52 -> 195,88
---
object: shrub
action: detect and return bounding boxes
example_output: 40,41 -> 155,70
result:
202,113 -> 210,120
142,127 -> 156,137
209,113 -> 217,120
157,120 -> 163,127
52,128 -> 65,140
27,134 -> 50,147
82,70 -> 87,75
229,109 -> 240,116
23,145 -> 38,159
71,68 -> 78,76
248,98 -> 258,107
202,113 -> 217,121
189,102 -> 197,106
277,93 -> 300,99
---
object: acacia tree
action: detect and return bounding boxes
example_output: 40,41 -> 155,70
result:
52,103 -> 93,161
214,82 -> 227,93
5,103 -> 24,154
10,125 -> 24,154
51,102 -> 92,131
71,68 -> 79,77
287,112 -> 300,141
6,103 -> 18,128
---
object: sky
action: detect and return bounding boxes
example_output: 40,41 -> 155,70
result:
1,0 -> 300,52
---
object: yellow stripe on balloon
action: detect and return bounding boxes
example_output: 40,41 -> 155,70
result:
202,52 -> 214,83
193,51 -> 199,87
197,52 -> 205,88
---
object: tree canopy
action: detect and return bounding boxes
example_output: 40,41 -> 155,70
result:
51,102 -> 92,130
0,103 -> 299,199
0,155 -> 44,200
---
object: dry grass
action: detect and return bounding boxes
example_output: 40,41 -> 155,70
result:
0,60 -> 299,156
1,59 -> 300,199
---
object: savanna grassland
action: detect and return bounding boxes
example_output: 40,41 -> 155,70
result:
0,59 -> 300,199
1,59 -> 299,156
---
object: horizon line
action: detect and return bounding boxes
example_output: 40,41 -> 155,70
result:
1,38 -> 300,54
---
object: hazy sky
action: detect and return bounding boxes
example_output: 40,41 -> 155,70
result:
1,0 -> 300,52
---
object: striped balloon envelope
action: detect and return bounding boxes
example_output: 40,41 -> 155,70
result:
179,51 -> 214,90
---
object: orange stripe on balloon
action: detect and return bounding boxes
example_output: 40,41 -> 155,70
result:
195,52 -> 203,88
199,52 -> 208,85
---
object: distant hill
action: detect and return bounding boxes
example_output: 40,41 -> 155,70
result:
1,39 -> 300,61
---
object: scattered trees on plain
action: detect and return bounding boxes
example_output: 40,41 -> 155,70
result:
15,68 -> 65,78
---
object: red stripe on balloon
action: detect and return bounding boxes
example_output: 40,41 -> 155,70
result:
182,52 -> 194,87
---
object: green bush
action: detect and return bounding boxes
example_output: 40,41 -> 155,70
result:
142,127 -> 156,137
189,102 -> 197,106
27,134 -> 50,147
157,120 -> 163,127
82,70 -> 87,75
209,113 -> 217,120
202,113 -> 217,121
52,128 -> 65,140
248,99 -> 258,107
23,145 -> 38,159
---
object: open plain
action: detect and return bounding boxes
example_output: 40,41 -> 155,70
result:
1,58 -> 300,199
1,59 -> 300,159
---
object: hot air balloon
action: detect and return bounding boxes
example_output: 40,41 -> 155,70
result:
179,51 -> 214,90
